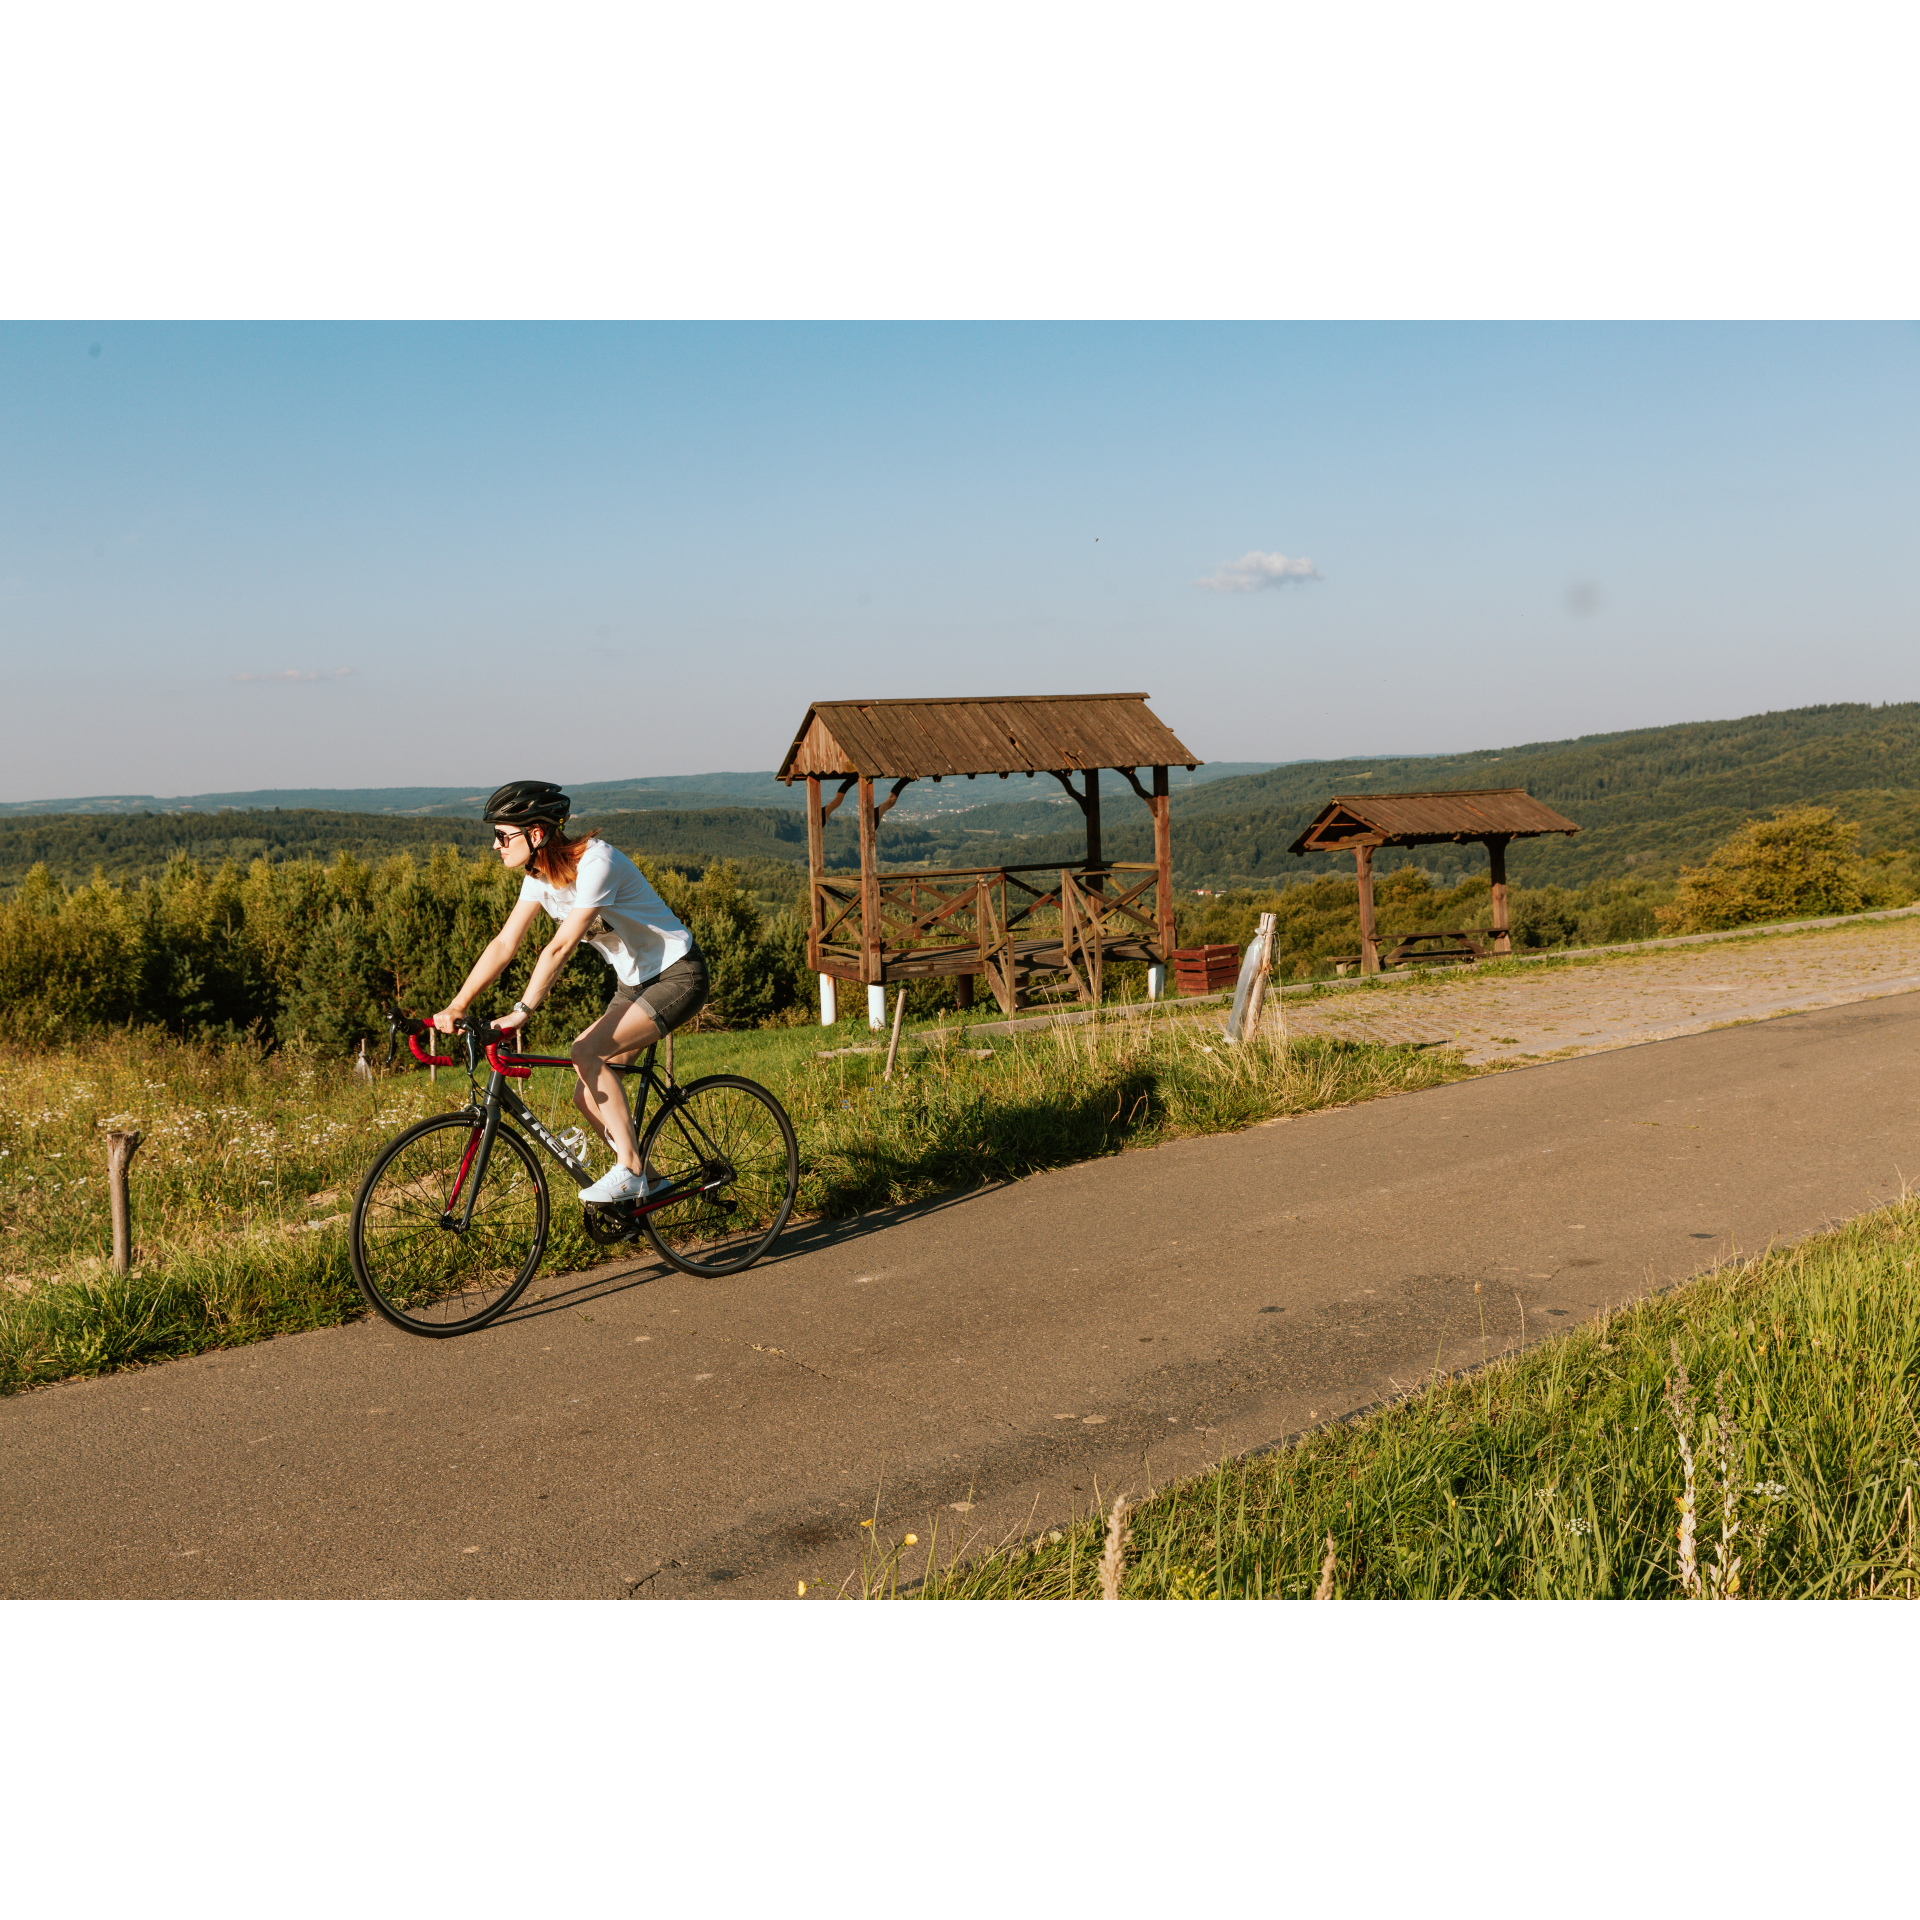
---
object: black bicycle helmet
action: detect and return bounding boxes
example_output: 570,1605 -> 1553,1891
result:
482,780 -> 570,830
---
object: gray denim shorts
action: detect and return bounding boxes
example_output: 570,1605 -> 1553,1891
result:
609,946 -> 709,1034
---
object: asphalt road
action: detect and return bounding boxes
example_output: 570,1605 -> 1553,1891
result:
6,994 -> 1917,1600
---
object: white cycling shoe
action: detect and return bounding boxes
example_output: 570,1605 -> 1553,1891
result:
579,1165 -> 659,1205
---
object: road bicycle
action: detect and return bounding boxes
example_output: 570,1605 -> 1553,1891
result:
348,1009 -> 799,1337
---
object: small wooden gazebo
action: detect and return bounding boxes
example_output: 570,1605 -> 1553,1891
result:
1289,788 -> 1580,975
777,693 -> 1200,1018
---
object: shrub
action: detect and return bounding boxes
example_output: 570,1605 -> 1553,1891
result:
0,846 -> 816,1054
1656,807 -> 1867,934
0,866 -> 144,1043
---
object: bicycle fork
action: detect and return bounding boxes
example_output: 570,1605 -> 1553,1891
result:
444,1097 -> 501,1232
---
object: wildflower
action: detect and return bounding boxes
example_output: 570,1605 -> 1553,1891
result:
903,1533 -> 918,1546
797,1581 -> 807,1597
859,1519 -> 873,1529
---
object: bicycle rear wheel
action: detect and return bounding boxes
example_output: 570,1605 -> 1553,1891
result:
350,1113 -> 549,1335
640,1074 -> 798,1277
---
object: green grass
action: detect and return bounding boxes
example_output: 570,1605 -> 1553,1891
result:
893,1197 -> 1920,1599
0,1012 -> 1472,1393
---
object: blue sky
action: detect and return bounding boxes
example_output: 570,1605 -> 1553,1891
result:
3,321 -> 1916,802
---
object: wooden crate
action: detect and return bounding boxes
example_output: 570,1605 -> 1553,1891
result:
1173,943 -> 1242,995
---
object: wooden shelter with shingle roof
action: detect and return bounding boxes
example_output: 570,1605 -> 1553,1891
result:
777,693 -> 1201,1018
1289,787 -> 1580,974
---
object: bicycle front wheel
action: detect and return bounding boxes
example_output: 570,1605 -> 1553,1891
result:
640,1075 -> 798,1277
350,1113 -> 549,1335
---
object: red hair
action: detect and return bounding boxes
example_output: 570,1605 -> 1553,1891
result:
528,825 -> 594,889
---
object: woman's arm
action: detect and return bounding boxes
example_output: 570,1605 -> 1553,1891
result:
432,896 -> 545,1033
493,903 -> 601,1033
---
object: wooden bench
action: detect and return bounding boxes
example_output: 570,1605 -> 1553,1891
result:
1328,931 -> 1491,975
1381,930 -> 1490,967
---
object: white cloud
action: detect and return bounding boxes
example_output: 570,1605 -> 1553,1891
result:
233,667 -> 356,684
1194,550 -> 1324,592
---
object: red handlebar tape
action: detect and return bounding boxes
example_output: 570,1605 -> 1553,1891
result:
407,1031 -> 454,1068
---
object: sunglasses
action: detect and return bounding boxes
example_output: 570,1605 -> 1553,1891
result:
491,827 -> 527,847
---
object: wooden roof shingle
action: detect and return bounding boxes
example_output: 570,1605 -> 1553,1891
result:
1289,788 -> 1581,853
777,693 -> 1200,781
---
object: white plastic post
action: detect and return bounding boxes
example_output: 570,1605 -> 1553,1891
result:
1147,962 -> 1167,1002
867,984 -> 887,1031
1224,913 -> 1277,1045
818,974 -> 837,1026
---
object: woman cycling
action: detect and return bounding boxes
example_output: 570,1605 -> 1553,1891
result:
431,781 -> 709,1205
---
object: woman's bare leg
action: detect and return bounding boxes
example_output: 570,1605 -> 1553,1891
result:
571,999 -> 663,1174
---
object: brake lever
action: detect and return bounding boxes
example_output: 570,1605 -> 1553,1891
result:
459,1012 -> 498,1075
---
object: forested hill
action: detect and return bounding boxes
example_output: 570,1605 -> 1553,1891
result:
1180,703 -> 1920,823
1172,701 -> 1920,886
933,701 -> 1920,888
0,806 -> 835,897
0,774 -> 803,819
6,704 -> 1919,894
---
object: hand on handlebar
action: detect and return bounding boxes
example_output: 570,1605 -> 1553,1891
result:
494,1007 -> 530,1036
430,1008 -> 460,1035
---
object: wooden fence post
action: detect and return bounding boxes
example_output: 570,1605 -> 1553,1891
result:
105,1130 -> 143,1276
882,980 -> 909,1081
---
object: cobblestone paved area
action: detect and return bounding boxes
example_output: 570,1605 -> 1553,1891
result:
1269,913 -> 1920,1065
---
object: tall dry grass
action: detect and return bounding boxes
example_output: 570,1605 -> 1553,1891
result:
0,1012 -> 1469,1391
909,1197 -> 1920,1600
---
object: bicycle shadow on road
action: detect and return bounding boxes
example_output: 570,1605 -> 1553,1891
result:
488,1179 -> 1014,1328
757,1179 -> 1013,1265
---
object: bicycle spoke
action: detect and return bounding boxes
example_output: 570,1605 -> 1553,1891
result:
352,1115 -> 548,1334
641,1076 -> 797,1277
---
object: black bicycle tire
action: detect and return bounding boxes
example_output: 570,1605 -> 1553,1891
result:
639,1074 -> 799,1277
350,1112 -> 549,1336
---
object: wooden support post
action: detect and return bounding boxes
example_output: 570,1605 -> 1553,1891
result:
105,1129 -> 143,1275
882,980 -> 908,1081
977,878 -> 1014,1017
805,774 -> 825,970
1487,836 -> 1512,956
1082,770 -> 1105,1005
953,973 -> 973,1011
858,774 -> 879,985
1355,844 -> 1379,975
1152,765 -> 1173,960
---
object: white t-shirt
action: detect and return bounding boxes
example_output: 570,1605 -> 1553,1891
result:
518,839 -> 693,987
